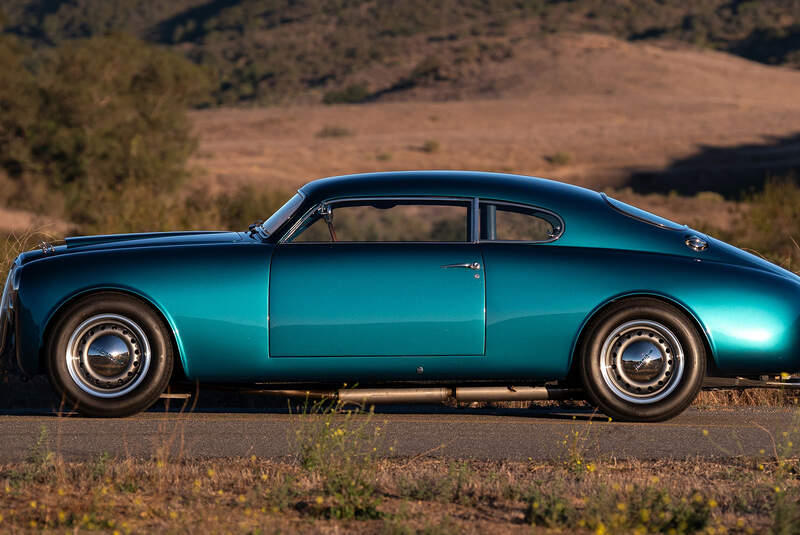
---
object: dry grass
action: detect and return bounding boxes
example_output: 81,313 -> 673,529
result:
0,448 -> 794,533
2,400 -> 800,533
1,229 -> 59,281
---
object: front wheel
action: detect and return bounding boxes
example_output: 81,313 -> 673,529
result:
578,298 -> 705,422
47,292 -> 173,417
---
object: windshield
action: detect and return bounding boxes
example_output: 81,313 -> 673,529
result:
260,192 -> 305,237
602,194 -> 684,230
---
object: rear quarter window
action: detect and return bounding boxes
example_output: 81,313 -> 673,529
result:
480,202 -> 563,242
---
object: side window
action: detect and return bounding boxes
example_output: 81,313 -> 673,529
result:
289,199 -> 470,243
479,202 -> 562,242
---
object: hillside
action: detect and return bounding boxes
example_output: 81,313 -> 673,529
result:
191,33 -> 800,208
2,0 -> 800,105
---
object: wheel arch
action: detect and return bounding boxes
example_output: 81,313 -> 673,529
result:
567,292 -> 718,380
39,287 -> 188,378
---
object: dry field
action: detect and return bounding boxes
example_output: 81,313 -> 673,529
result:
191,33 -> 800,208
3,33 -> 800,234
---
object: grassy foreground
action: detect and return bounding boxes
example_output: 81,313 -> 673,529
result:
0,455 -> 795,534
2,404 -> 800,534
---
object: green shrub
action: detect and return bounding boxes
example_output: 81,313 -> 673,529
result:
398,461 -> 475,505
737,175 -> 800,270
292,398 -> 383,519
316,125 -> 354,138
525,487 -> 574,527
544,151 -> 572,166
585,484 -> 714,534
421,139 -> 440,153
322,84 -> 370,104
0,33 -> 212,232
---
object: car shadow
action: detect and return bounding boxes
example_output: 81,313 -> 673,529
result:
0,402 -> 602,422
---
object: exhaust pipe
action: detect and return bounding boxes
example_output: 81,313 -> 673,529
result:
454,386 -> 580,402
337,386 -> 580,404
338,387 -> 452,404
238,386 -> 582,404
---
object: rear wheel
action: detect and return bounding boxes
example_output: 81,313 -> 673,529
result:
578,298 -> 705,422
47,292 -> 173,417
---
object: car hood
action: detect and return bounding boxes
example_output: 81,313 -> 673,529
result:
18,231 -> 248,265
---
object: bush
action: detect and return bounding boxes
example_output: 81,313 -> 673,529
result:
544,151 -> 572,166
421,139 -> 440,153
0,33 -> 212,233
585,484 -> 714,534
292,398 -> 384,519
316,125 -> 354,138
737,175 -> 800,269
322,84 -> 370,104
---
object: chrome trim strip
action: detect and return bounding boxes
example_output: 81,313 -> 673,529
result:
441,262 -> 481,270
471,197 -> 480,243
601,192 -> 686,231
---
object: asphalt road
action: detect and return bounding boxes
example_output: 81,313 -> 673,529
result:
0,407 -> 796,462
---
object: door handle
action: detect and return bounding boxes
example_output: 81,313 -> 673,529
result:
441,262 -> 481,270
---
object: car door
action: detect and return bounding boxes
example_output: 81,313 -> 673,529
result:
268,197 -> 485,357
478,200 -> 571,377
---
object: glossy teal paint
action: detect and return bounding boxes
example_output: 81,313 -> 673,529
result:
9,171 -> 800,383
269,244 -> 485,356
15,232 -> 273,379
481,244 -> 800,377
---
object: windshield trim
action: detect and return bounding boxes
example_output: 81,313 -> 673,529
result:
259,191 -> 306,238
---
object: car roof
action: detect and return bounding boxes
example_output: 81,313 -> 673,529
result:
298,170 -> 600,209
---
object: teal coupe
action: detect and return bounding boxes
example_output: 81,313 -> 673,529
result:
2,171 -> 799,420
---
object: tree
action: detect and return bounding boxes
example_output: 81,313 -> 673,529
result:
0,33 -> 212,232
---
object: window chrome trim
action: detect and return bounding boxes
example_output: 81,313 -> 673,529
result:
477,199 -> 565,244
278,195 -> 476,244
259,190 -> 306,239
600,192 -> 686,231
471,197 -> 480,243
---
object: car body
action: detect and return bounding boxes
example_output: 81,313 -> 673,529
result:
2,171 -> 800,419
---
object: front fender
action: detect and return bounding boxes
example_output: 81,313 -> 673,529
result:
14,242 -> 274,379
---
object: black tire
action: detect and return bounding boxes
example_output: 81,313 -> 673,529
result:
46,292 -> 173,417
578,298 -> 705,422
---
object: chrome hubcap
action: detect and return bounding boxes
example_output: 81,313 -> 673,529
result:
65,314 -> 151,398
599,320 -> 684,404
